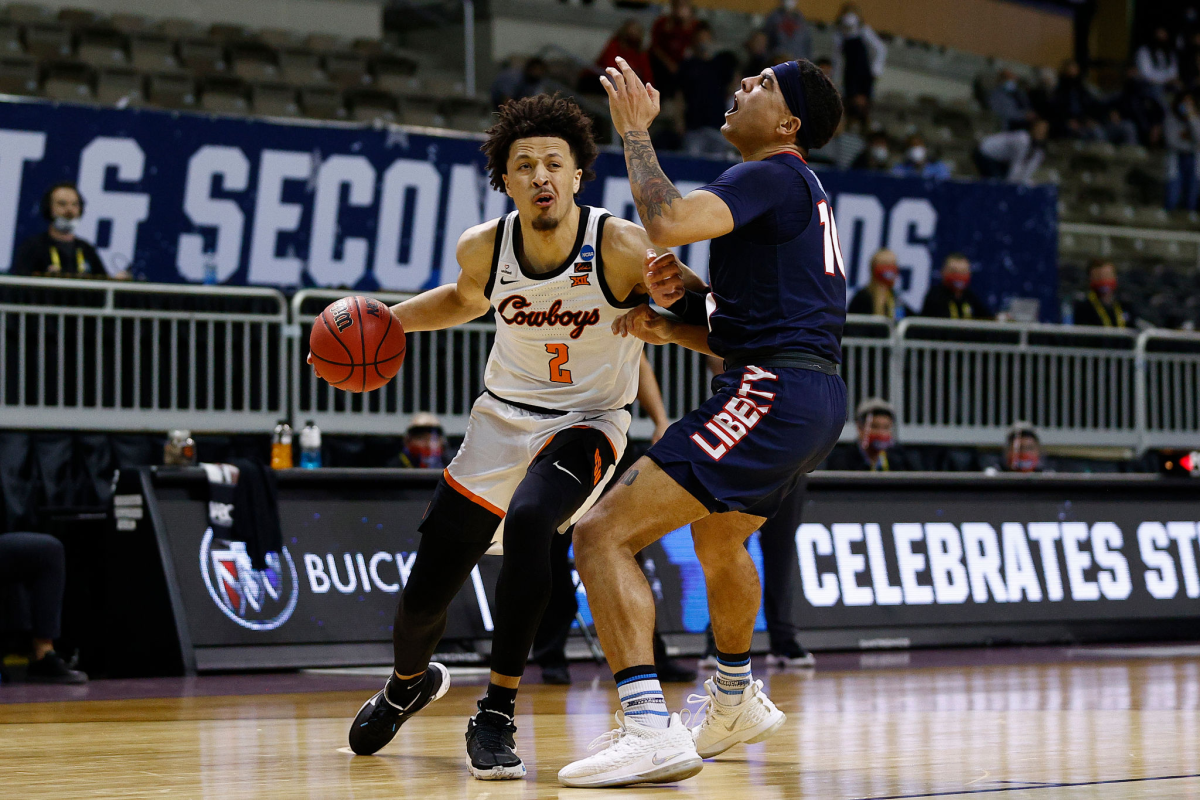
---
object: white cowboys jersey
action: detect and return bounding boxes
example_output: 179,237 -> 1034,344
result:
483,206 -> 645,412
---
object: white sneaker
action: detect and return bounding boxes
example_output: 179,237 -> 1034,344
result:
688,678 -> 786,758
558,712 -> 703,788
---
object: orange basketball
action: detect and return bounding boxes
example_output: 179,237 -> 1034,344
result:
309,296 -> 405,393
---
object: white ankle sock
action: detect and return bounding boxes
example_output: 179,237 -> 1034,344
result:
616,668 -> 670,729
714,653 -> 752,706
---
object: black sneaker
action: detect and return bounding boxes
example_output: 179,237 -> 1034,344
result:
766,639 -> 816,668
26,651 -> 87,684
465,706 -> 526,780
348,663 -> 450,755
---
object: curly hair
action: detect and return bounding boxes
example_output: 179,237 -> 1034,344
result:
482,94 -> 598,193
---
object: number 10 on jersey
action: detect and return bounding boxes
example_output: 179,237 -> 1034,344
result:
546,343 -> 572,384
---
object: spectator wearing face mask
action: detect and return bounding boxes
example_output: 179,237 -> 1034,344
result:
1164,91 -> 1200,211
596,20 -> 654,89
851,130 -> 891,171
399,412 -> 449,469
987,68 -> 1035,131
823,398 -> 920,471
973,118 -> 1049,185
890,134 -> 951,180
12,183 -> 111,278
848,249 -> 914,321
761,0 -> 813,63
985,422 -> 1047,474
831,3 -> 886,107
1073,259 -> 1133,329
920,253 -> 994,321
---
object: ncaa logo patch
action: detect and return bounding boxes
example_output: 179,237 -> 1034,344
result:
200,528 -> 299,631
579,244 -> 595,262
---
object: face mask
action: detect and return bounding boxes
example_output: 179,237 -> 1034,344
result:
52,216 -> 77,234
862,431 -> 892,452
1004,79 -> 1018,91
841,12 -> 858,28
406,439 -> 444,468
782,0 -> 797,10
907,145 -> 927,164
944,273 -> 970,293
1008,442 -> 1039,472
872,263 -> 898,287
871,145 -> 889,162
1091,277 -> 1117,297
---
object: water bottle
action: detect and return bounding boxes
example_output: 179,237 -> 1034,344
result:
203,260 -> 218,285
299,420 -> 322,469
1060,298 -> 1074,325
271,421 -> 294,469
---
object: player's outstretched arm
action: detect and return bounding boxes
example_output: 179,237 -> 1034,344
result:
600,217 -> 704,307
613,305 -> 716,357
602,57 -> 736,249
388,221 -> 495,332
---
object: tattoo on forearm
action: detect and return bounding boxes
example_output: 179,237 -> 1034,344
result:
623,131 -> 682,224
621,469 -> 639,486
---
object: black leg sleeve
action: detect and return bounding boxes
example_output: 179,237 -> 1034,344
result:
489,428 -> 614,679
0,532 -> 66,641
757,480 -> 806,649
393,477 -> 501,675
530,527 -> 577,667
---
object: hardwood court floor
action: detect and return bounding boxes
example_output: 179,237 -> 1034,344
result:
1,646 -> 1198,799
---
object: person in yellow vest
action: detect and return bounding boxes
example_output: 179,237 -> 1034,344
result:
11,183 -> 114,278
823,398 -> 920,471
847,248 -> 914,320
1073,259 -> 1131,328
919,252 -> 994,321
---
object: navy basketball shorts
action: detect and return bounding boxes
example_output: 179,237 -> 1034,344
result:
646,365 -> 847,518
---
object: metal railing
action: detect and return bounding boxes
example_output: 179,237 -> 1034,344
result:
4,277 -> 1200,451
0,276 -> 288,432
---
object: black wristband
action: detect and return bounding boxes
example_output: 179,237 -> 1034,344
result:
666,289 -> 709,326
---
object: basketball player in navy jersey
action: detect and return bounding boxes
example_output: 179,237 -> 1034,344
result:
559,58 -> 846,787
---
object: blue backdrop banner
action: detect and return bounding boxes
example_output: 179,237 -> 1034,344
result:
0,99 -> 1059,318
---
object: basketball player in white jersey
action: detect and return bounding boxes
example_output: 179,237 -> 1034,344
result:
343,94 -> 680,781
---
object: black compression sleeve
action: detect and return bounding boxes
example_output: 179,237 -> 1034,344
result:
667,289 -> 710,325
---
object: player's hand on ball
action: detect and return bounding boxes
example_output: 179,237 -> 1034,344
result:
644,250 -> 686,307
601,57 -> 660,137
612,304 -> 674,345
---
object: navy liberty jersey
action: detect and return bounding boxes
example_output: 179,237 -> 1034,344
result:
701,152 -> 847,363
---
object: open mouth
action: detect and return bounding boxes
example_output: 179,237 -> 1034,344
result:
534,191 -> 554,209
726,96 -> 739,117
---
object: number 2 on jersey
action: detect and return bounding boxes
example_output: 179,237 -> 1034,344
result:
546,343 -> 572,384
816,200 -> 847,279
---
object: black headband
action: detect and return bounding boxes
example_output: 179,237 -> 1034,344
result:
771,60 -> 811,149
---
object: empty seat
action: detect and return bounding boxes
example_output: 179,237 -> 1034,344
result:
324,52 -> 368,88
0,55 -> 37,95
372,53 -> 418,93
23,23 -> 72,60
5,3 -> 52,24
279,49 -> 326,86
147,72 -> 195,108
347,88 -> 397,123
0,21 -> 21,55
130,35 -> 180,73
179,39 -> 225,74
96,67 -> 144,106
447,110 -> 491,133
304,33 -> 347,52
42,62 -> 94,103
400,97 -> 443,128
110,14 -> 148,34
201,87 -> 249,114
77,29 -> 128,68
252,82 -> 299,116
300,85 -> 343,119
258,29 -> 303,50
420,74 -> 465,97
231,43 -> 277,81
208,23 -> 248,42
155,18 -> 204,39
58,8 -> 102,26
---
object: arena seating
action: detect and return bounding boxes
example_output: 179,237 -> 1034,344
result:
0,2 -> 493,130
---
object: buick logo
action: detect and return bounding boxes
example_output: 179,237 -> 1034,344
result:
200,528 -> 299,631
